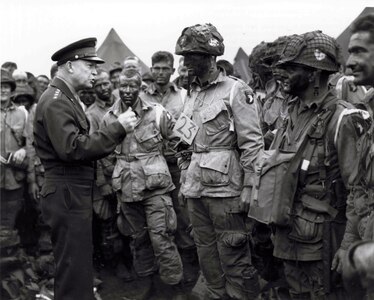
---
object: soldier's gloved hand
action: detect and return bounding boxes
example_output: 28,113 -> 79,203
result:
13,148 -> 26,164
331,248 -> 347,274
117,107 -> 137,133
240,186 -> 252,213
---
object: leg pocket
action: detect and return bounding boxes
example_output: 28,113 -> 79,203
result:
288,206 -> 325,243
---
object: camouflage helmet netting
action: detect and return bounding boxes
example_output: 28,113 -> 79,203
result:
277,31 -> 340,72
175,23 -> 225,56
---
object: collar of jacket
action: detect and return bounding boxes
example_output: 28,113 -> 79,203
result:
51,77 -> 78,102
291,90 -> 335,114
110,96 -> 151,117
190,70 -> 224,90
95,95 -> 115,109
145,82 -> 179,95
1,100 -> 17,111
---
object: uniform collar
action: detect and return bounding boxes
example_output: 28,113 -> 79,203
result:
191,70 -> 224,89
145,82 -> 179,95
95,95 -> 114,109
111,96 -> 151,117
51,77 -> 77,101
291,90 -> 335,113
1,100 -> 17,111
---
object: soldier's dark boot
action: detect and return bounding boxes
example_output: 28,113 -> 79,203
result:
179,247 -> 200,288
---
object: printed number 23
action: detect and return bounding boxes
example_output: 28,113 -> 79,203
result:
177,116 -> 196,139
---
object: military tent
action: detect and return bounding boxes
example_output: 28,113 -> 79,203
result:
97,28 -> 150,74
233,47 -> 252,84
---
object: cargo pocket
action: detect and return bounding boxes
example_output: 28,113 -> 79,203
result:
143,163 -> 172,190
200,152 -> 230,186
111,163 -> 124,192
288,205 -> 325,243
40,184 -> 57,199
163,196 -> 177,234
222,232 -> 248,248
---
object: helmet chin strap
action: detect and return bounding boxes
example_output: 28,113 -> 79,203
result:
313,70 -> 321,96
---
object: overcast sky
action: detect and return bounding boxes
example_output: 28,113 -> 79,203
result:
1,0 -> 373,77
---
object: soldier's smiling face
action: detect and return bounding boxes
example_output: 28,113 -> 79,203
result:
346,31 -> 374,86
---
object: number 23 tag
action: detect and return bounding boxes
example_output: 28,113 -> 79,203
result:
173,112 -> 199,145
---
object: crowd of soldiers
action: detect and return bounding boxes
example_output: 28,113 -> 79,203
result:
1,13 -> 374,300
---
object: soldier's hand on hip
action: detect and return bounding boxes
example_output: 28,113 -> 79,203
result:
118,107 -> 137,133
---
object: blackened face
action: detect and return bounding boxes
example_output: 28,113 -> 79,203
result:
346,31 -> 374,86
278,64 -> 310,96
178,66 -> 189,88
78,89 -> 96,107
183,53 -> 211,78
119,77 -> 141,107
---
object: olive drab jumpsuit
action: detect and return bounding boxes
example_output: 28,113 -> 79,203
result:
101,97 -> 183,285
180,71 -> 264,299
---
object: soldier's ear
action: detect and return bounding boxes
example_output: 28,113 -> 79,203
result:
66,61 -> 74,74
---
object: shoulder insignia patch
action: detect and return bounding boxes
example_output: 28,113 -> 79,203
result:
244,90 -> 254,104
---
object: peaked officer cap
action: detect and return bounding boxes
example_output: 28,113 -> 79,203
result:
51,37 -> 105,66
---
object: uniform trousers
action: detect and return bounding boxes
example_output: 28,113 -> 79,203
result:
40,171 -> 94,300
120,194 -> 183,285
187,196 -> 259,299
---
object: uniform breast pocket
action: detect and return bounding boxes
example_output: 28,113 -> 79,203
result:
134,122 -> 162,151
199,152 -> 230,186
200,100 -> 230,136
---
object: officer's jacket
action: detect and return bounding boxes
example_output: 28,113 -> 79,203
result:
341,88 -> 374,248
85,96 -> 116,189
271,91 -> 368,261
0,101 -> 27,190
34,77 -> 127,171
101,97 -> 177,202
180,71 -> 264,198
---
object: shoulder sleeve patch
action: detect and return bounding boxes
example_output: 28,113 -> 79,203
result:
244,90 -> 254,104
